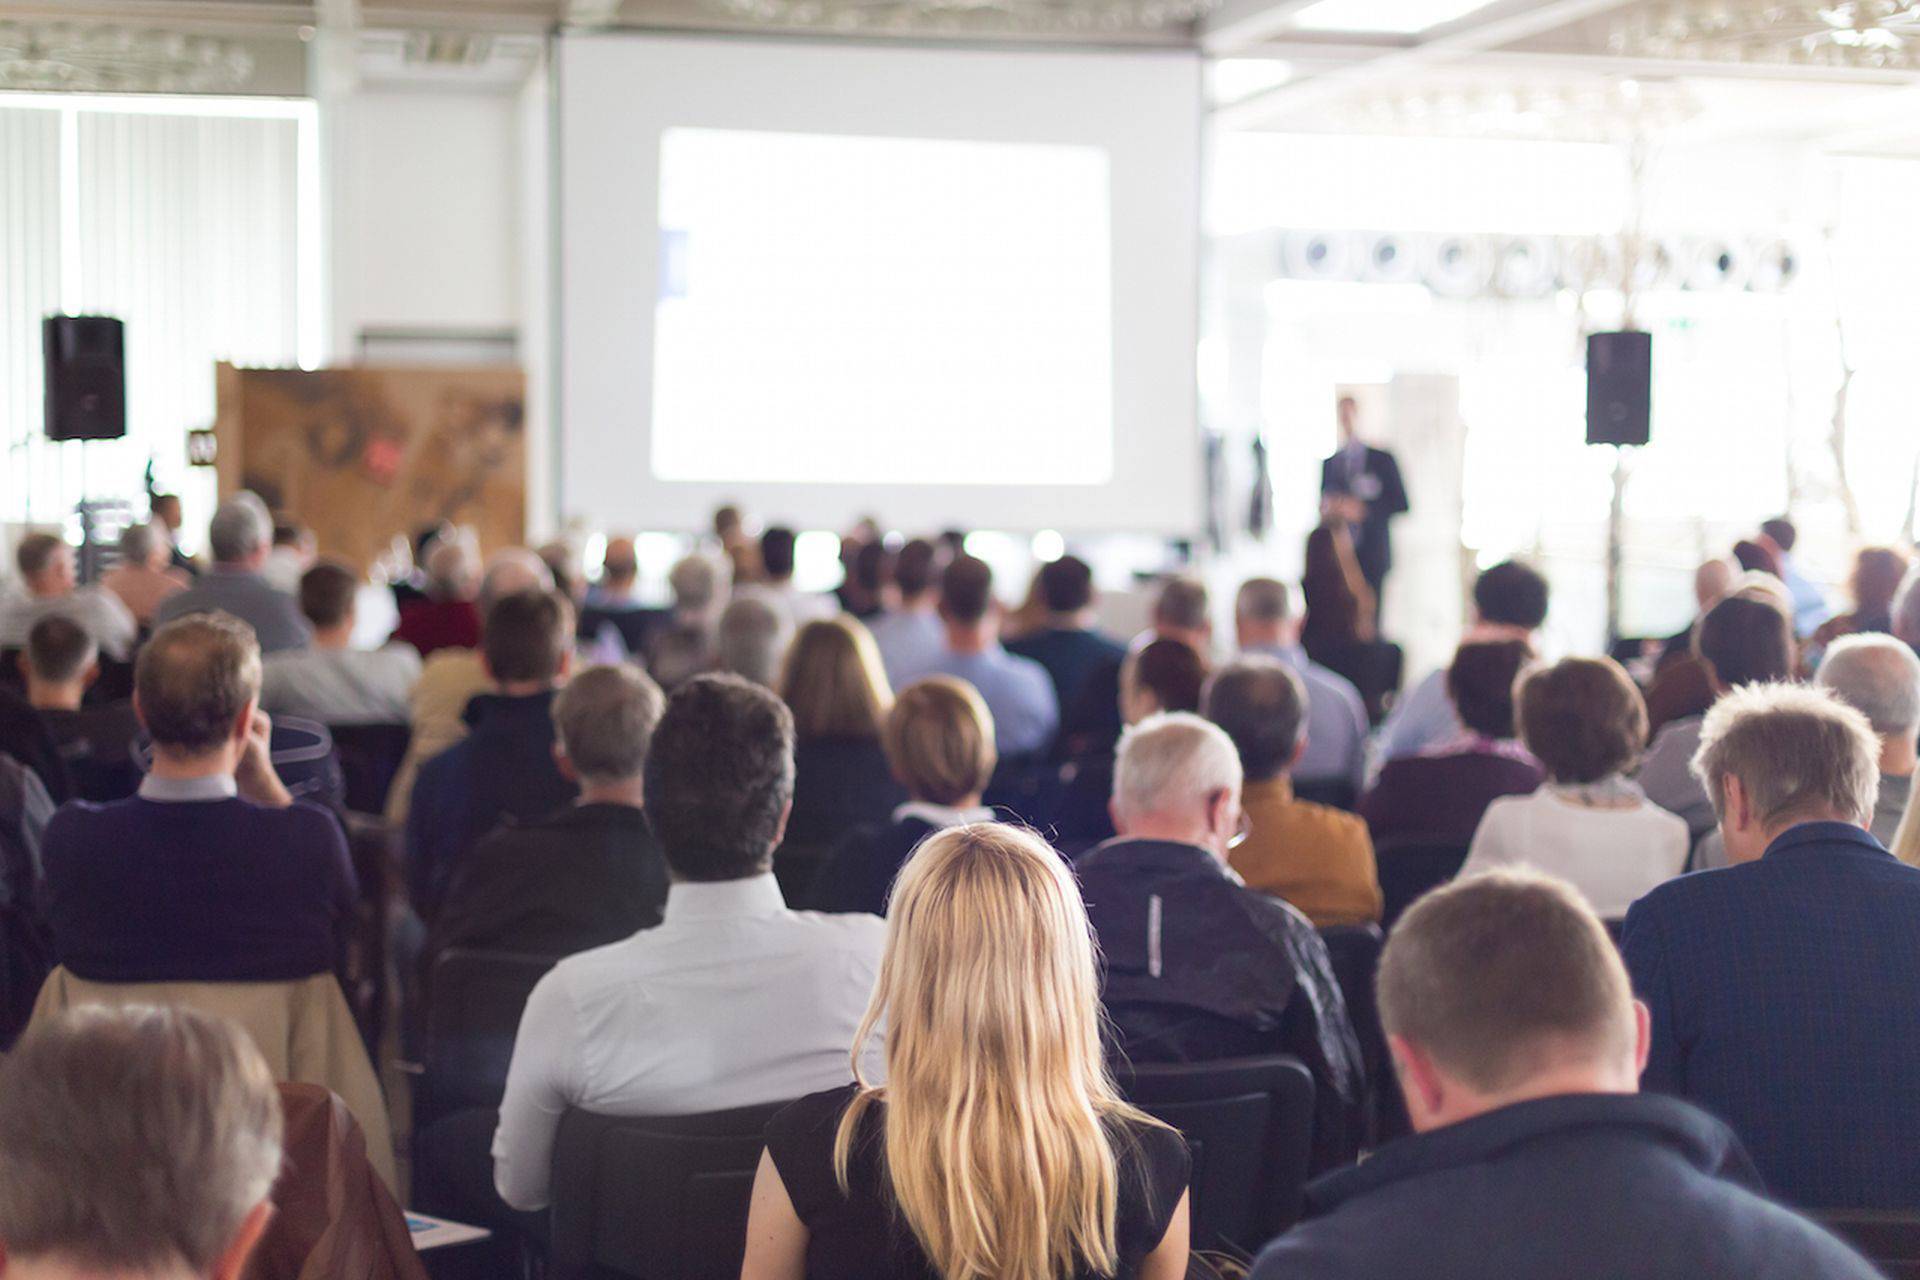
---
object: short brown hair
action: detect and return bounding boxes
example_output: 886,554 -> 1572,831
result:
778,617 -> 893,740
26,615 -> 96,684
1123,639 -> 1206,717
1203,657 -> 1305,782
1693,681 -> 1878,829
553,664 -> 665,785
1153,576 -> 1210,633
893,538 -> 939,598
1695,592 -> 1793,688
1447,639 -> 1535,740
1036,555 -> 1095,614
1379,871 -> 1635,1092
940,555 -> 995,626
1516,656 -> 1646,783
14,531 -> 66,582
884,676 -> 998,805
135,614 -> 262,755
0,1006 -> 283,1273
298,560 -> 360,630
482,589 -> 573,684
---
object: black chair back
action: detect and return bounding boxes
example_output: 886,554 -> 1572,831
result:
1291,778 -> 1358,812
1374,838 -> 1471,930
1116,1055 -> 1316,1255
329,722 -> 412,816
1317,923 -> 1405,1143
1819,1209 -> 1920,1279
419,948 -> 559,1122
548,1100 -> 790,1280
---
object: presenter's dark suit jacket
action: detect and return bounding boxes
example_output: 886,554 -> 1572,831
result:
1249,1093 -> 1880,1280
1623,820 -> 1920,1210
1320,446 -> 1408,588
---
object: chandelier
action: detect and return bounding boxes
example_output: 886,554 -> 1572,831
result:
1610,2 -> 1920,70
0,23 -> 255,93
705,0 -> 1214,34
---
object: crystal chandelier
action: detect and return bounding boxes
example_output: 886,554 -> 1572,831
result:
1610,2 -> 1920,70
705,0 -> 1214,35
0,23 -> 255,93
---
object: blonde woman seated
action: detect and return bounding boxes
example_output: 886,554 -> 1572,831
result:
1460,657 -> 1688,918
742,824 -> 1193,1280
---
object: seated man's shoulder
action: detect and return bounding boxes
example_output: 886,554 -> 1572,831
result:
1293,797 -> 1372,844
781,904 -> 889,951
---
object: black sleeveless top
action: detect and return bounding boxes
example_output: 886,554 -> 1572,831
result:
765,1084 -> 1191,1280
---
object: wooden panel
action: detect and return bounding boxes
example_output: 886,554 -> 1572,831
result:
215,363 -> 526,573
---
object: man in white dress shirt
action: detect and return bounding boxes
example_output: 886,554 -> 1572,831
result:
492,672 -> 885,1212
0,532 -> 138,661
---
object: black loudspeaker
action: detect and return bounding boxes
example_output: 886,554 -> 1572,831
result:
43,315 -> 126,442
1586,330 -> 1651,447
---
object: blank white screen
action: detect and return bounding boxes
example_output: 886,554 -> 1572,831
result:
653,129 -> 1113,486
556,33 -> 1202,534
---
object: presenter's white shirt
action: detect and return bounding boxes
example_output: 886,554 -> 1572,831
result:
1459,786 -> 1689,919
491,873 -> 885,1210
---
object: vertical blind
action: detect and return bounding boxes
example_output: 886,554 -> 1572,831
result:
0,95 -> 313,546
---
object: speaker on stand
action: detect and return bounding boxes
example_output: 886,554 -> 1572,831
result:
1587,330 -> 1652,648
43,315 -> 129,583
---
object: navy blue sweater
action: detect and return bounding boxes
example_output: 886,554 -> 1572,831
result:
43,795 -> 357,983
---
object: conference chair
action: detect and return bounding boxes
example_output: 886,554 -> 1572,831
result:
1374,837 -> 1472,929
416,947 -> 561,1125
1114,1055 -> 1316,1256
1291,778 -> 1359,812
1819,1210 -> 1920,1280
330,722 -> 413,816
546,1099 -> 792,1280
1317,923 -> 1406,1144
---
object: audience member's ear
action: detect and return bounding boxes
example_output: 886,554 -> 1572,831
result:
480,652 -> 497,683
132,692 -> 151,734
1288,737 -> 1308,771
211,1201 -> 275,1280
1108,797 -> 1127,838
82,660 -> 100,690
1205,788 -> 1235,844
1722,775 -> 1755,834
1631,999 -> 1652,1078
1388,1034 -> 1447,1124
557,648 -> 575,680
552,742 -> 578,785
771,797 -> 792,848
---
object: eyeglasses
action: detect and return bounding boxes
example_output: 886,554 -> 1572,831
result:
1227,809 -> 1253,850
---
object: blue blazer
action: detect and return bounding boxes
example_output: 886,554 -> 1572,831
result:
1623,821 -> 1920,1209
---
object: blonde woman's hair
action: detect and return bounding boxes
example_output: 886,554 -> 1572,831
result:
884,676 -> 998,805
836,824 -> 1163,1280
778,616 -> 893,739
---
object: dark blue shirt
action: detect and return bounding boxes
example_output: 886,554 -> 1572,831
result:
1006,626 -> 1127,720
43,794 -> 356,983
1251,1093 -> 1877,1280
1624,820 -> 1920,1209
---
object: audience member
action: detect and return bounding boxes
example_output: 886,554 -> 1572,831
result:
150,492 -> 200,578
1813,544 -> 1911,647
1058,575 -> 1211,762
1053,639 -> 1206,854
0,1006 -> 288,1280
1761,516 -> 1831,638
776,617 -> 905,866
717,594 -> 793,687
1360,639 -> 1543,846
1250,872 -> 1879,1280
154,493 -> 312,654
1894,564 -> 1920,657
1639,588 -> 1795,838
0,749 -> 52,1041
1149,575 -> 1212,654
1007,555 -> 1127,714
746,824 -> 1192,1280
384,547 -> 553,825
1234,577 -> 1368,796
1733,537 -> 1785,580
1075,712 -> 1362,1167
1377,560 -> 1550,764
1300,519 -> 1377,654
41,614 -> 356,982
1206,657 -> 1381,927
1461,657 -> 1686,919
0,531 -> 138,661
1813,634 -> 1920,845
908,554 -> 1059,758
1624,682 -> 1920,1209
0,686 -> 70,804
811,675 -> 998,916
98,521 -> 188,626
836,538 -> 892,621
23,616 -> 142,803
431,664 -> 669,962
260,562 -> 421,726
646,552 -> 726,689
493,674 -> 886,1211
745,525 -> 837,628
538,539 -> 586,611
1119,638 -> 1206,723
262,521 -> 316,595
866,538 -> 945,687
406,588 -> 577,916
1644,557 -> 1736,735
589,535 -> 643,609
714,503 -> 763,584
392,534 -> 484,657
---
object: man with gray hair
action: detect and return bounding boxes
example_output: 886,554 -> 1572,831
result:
154,491 -> 311,653
1075,711 -> 1363,1167
431,663 -> 670,961
1815,633 -> 1920,844
716,593 -> 791,688
1235,577 -> 1369,797
0,530 -> 138,661
0,1006 -> 286,1280
645,553 -> 727,690
1623,681 -> 1920,1209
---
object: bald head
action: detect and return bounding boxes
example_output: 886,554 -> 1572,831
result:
478,548 -> 555,616
1694,558 -> 1734,612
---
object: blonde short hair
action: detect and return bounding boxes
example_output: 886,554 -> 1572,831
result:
883,677 -> 997,805
0,1006 -> 283,1273
1692,681 -> 1879,829
778,616 -> 893,740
